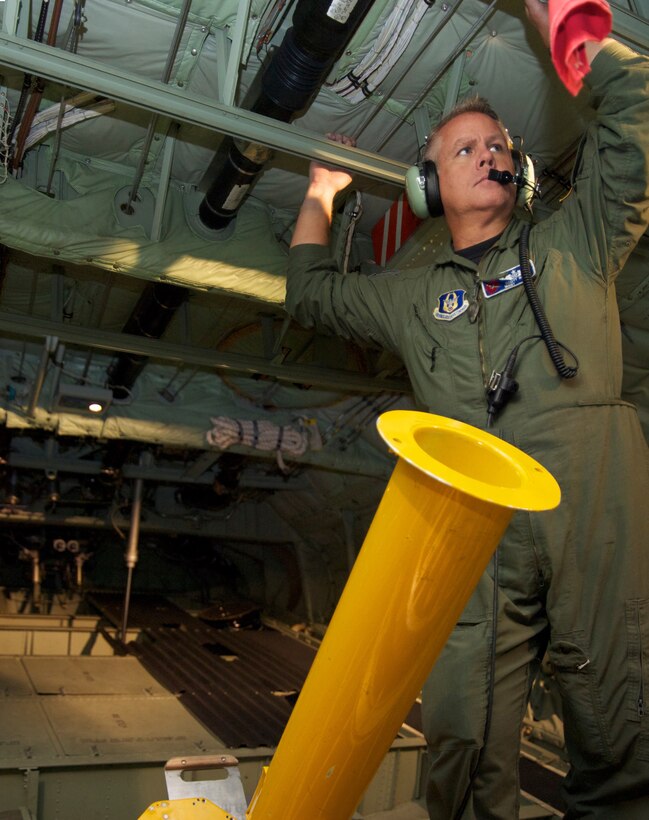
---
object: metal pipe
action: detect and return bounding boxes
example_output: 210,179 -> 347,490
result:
120,473 -> 144,642
26,335 -> 57,417
246,410 -> 560,820
74,553 -> 87,587
31,551 -> 42,613
222,0 -> 253,107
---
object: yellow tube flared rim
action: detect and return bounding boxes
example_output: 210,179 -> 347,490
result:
377,410 -> 561,511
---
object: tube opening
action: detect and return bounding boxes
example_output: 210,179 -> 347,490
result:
378,411 -> 560,513
413,427 -> 522,489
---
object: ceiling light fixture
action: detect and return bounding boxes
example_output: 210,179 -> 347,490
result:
53,384 -> 113,416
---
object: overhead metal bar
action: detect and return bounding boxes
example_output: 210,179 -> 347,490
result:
0,33 -> 408,185
122,0 -> 194,215
442,51 -> 468,117
0,507 -> 296,542
611,2 -> 649,53
6,445 -> 390,481
151,127 -> 178,241
26,335 -> 57,417
0,311 -> 412,394
6,451 -> 307,488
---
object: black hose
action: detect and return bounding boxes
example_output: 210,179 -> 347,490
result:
199,0 -> 377,230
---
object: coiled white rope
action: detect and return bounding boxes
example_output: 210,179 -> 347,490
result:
206,416 -> 321,472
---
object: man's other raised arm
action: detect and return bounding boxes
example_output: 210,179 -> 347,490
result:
524,0 -> 615,69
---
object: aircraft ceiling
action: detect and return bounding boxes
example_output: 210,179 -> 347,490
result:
0,0 -> 647,622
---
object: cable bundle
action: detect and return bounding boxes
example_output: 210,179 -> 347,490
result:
328,0 -> 431,102
206,416 -> 321,471
0,91 -> 10,184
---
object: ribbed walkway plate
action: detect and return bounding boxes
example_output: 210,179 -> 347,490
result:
88,593 -> 566,815
89,593 -> 316,748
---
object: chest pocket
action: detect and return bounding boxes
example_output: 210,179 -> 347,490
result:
405,301 -> 468,409
410,302 -> 448,373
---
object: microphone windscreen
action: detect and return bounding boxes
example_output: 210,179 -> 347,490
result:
488,169 -> 513,185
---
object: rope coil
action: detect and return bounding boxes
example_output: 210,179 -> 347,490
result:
206,416 -> 321,471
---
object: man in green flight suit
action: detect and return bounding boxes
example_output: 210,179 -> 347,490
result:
284,0 -> 649,817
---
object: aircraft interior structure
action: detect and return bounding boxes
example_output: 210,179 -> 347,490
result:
0,0 -> 647,817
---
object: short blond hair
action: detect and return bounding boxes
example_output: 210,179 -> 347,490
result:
425,97 -> 511,162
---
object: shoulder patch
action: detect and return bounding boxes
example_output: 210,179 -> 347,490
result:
433,289 -> 469,321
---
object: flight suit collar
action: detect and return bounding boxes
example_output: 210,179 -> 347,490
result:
433,215 -> 529,278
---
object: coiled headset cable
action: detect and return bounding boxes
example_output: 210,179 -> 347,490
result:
486,222 -> 579,425
519,222 -> 579,379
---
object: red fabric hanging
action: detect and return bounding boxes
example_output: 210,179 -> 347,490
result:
548,0 -> 613,95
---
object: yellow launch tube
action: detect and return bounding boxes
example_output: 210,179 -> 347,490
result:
246,411 -> 560,820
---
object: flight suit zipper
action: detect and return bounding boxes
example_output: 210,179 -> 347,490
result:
469,277 -> 488,388
637,606 -> 645,718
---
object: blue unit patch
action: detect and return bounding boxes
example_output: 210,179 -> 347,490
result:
481,261 -> 536,298
433,289 -> 469,321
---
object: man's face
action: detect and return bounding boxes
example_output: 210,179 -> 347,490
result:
429,112 -> 516,221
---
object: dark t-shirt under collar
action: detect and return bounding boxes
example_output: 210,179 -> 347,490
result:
455,233 -> 503,265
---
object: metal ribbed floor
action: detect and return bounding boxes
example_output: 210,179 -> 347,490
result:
89,593 -> 565,815
89,593 -> 317,748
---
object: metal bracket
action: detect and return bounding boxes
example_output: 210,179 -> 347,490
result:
164,755 -> 248,820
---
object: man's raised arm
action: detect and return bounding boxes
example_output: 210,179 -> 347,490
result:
290,133 -> 356,247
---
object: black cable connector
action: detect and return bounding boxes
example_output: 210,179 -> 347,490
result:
486,348 -> 519,427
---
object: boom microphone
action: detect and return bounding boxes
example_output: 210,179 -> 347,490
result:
488,169 -> 516,185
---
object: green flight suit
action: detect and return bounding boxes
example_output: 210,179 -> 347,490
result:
285,41 -> 649,819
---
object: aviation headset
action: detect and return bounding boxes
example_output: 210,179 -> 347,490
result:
404,147 -> 536,219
